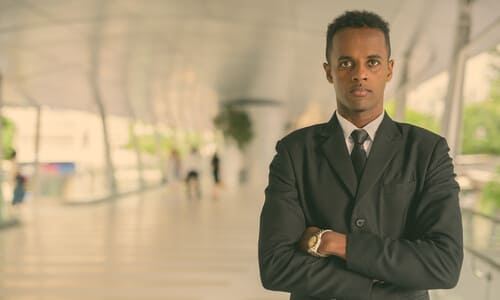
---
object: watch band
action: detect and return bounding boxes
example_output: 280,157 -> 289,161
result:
308,229 -> 332,257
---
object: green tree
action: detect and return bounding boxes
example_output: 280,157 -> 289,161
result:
479,167 -> 500,213
2,116 -> 16,159
461,49 -> 500,155
124,125 -> 204,157
461,100 -> 500,154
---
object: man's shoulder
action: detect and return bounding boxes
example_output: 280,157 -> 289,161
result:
277,122 -> 329,148
394,120 -> 444,144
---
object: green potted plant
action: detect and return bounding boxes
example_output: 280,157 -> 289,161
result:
213,104 -> 254,150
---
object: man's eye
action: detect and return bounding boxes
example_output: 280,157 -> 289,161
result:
368,60 -> 380,67
339,61 -> 352,68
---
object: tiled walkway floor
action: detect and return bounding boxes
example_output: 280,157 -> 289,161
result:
1,184 -> 498,300
0,184 -> 287,300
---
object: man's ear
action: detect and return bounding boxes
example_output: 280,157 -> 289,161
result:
323,62 -> 333,83
387,59 -> 394,81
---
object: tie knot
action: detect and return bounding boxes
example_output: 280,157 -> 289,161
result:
351,129 -> 368,145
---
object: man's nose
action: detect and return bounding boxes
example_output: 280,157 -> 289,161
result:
352,64 -> 368,82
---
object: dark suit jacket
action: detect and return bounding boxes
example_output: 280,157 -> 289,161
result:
258,113 -> 463,300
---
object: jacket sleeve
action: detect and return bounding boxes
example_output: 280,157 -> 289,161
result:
345,137 -> 463,289
259,141 -> 374,300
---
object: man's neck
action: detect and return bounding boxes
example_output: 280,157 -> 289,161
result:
337,109 -> 383,128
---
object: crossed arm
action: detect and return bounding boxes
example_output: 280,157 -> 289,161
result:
258,138 -> 463,299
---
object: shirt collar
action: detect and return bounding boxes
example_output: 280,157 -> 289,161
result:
336,111 -> 385,141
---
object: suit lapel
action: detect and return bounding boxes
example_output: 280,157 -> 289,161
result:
356,114 -> 403,200
320,114 -> 358,198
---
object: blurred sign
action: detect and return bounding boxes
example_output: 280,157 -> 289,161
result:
40,162 -> 75,175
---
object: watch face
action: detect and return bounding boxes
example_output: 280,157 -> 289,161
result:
308,235 -> 318,249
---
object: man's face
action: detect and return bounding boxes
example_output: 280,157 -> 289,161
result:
323,27 -> 393,118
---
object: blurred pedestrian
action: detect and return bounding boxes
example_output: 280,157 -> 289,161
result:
169,149 -> 182,182
211,151 -> 222,199
9,150 -> 26,205
12,173 -> 26,205
211,152 -> 220,186
185,147 -> 201,199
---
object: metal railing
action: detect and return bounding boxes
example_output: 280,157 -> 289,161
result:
461,208 -> 499,300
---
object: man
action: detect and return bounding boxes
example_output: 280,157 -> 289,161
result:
258,10 -> 463,300
185,147 -> 202,199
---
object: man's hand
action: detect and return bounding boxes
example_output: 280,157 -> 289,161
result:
299,226 -> 347,259
320,230 -> 346,259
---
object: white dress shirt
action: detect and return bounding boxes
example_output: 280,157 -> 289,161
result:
336,111 -> 385,156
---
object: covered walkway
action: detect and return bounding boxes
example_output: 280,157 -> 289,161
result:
1,185 -> 284,300
0,0 -> 499,299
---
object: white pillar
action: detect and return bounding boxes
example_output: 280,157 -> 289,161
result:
92,86 -> 118,197
394,5 -> 430,122
89,0 -> 117,197
221,142 -> 243,189
89,64 -> 118,196
441,0 -> 474,157
241,101 -> 285,188
0,74 -> 4,205
394,56 -> 409,122
33,105 -> 41,199
447,49 -> 468,157
153,125 -> 166,184
130,122 -> 145,189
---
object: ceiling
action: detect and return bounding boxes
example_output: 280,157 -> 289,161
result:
0,0 -> 499,130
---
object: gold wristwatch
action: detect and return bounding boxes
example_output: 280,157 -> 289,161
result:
307,229 -> 332,257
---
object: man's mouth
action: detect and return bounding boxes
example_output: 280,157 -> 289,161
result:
350,87 -> 371,97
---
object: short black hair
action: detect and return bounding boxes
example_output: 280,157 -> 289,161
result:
326,10 -> 391,62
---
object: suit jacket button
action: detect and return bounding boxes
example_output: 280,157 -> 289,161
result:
355,218 -> 366,228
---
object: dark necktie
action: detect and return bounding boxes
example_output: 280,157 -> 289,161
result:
351,129 -> 369,180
